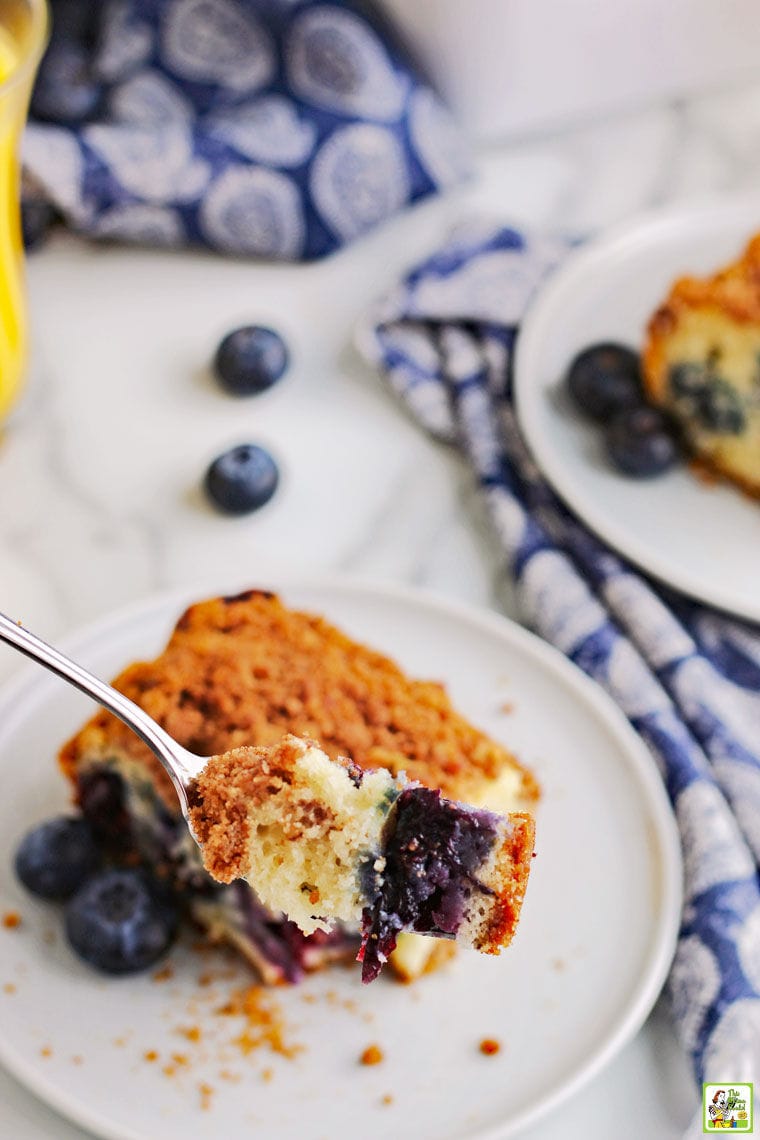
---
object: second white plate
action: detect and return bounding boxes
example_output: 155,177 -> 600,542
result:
0,578 -> 681,1140
515,197 -> 760,621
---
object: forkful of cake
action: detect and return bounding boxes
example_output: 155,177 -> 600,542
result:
0,610 -> 535,982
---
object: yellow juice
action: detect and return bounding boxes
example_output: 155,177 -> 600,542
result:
0,0 -> 47,423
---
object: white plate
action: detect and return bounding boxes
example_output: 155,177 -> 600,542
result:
515,197 -> 760,621
0,577 -> 681,1140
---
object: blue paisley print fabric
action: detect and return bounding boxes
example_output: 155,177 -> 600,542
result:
358,220 -> 760,1089
24,1 -> 468,259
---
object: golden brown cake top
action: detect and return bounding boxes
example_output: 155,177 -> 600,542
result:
647,232 -> 760,339
60,590 -> 538,810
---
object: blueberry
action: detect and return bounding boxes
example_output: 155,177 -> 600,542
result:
213,326 -> 289,396
697,379 -> 745,435
605,407 -> 680,478
566,343 -> 643,420
31,40 -> 102,125
669,362 -> 707,399
65,869 -> 178,975
204,444 -> 279,515
15,816 -> 100,900
669,365 -> 746,434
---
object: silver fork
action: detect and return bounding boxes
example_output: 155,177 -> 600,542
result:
0,610 -> 208,820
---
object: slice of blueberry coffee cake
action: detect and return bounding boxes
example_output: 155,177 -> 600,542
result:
187,735 -> 535,983
59,590 -> 539,984
644,232 -> 760,497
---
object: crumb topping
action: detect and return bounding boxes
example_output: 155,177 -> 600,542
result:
59,591 -> 537,810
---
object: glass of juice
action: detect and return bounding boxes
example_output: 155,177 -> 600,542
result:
0,0 -> 47,424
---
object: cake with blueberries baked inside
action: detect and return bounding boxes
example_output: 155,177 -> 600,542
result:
188,734 -> 535,983
59,590 -> 538,984
643,233 -> 760,497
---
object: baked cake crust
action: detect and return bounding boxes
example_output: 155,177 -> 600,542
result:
60,590 -> 539,809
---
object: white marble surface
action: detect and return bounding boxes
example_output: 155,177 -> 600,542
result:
5,72 -> 760,1137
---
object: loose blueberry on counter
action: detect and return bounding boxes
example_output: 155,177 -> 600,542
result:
605,407 -> 680,477
566,343 -> 643,420
65,869 -> 178,975
213,326 -> 289,396
15,816 -> 100,900
204,444 -> 279,515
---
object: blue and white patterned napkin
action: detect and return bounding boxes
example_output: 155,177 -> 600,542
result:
357,220 -> 760,1091
23,0 -> 467,258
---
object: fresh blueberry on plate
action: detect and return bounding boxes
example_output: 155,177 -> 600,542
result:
566,343 -> 643,420
204,444 -> 279,515
605,406 -> 680,477
213,326 -> 289,396
65,868 -> 178,975
15,816 -> 100,900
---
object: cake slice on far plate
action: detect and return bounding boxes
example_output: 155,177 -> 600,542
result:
643,232 -> 760,497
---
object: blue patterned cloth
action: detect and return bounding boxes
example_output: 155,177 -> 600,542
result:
23,0 -> 467,259
357,219 -> 760,1090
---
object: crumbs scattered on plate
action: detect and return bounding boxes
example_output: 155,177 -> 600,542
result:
2,911 -> 21,929
359,1044 -> 384,1066
479,1038 -> 501,1056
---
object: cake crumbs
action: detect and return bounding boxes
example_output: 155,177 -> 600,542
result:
688,457 -> 720,486
261,1067 -> 273,1083
198,1082 -> 214,1111
360,1044 -> 384,1066
40,1046 -> 52,1058
479,1038 -> 501,1056
152,964 -> 175,983
71,1055 -> 83,1066
162,1053 -> 190,1078
551,957 -> 566,972
144,1050 -> 159,1063
2,911 -> 21,929
216,984 -> 302,1059
498,701 -> 515,715
219,1069 -> 241,1083
381,1094 -> 394,1106
177,1025 -> 202,1043
3,982 -> 16,994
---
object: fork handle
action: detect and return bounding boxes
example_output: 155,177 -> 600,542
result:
0,610 -> 199,811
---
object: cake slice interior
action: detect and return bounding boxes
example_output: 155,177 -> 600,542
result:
60,590 -> 539,984
187,734 -> 535,982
